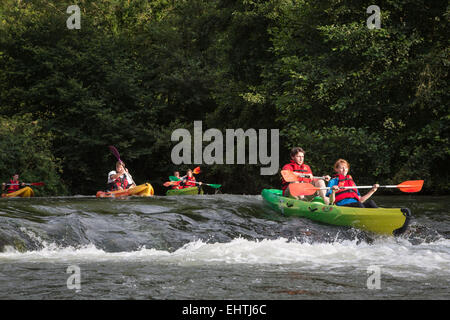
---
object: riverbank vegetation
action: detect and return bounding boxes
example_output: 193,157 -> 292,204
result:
0,0 -> 448,195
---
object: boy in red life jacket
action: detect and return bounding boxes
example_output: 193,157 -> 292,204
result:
107,161 -> 136,191
1,174 -> 25,193
182,169 -> 202,188
281,147 -> 331,203
171,171 -> 183,189
327,159 -> 378,208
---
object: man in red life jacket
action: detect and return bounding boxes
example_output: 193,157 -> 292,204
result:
107,161 -> 136,192
281,147 -> 331,203
171,171 -> 183,190
1,174 -> 25,193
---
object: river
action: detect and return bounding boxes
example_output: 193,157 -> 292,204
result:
0,194 -> 449,301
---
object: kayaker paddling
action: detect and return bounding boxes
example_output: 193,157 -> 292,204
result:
327,159 -> 379,208
107,161 -> 136,191
183,169 -> 202,188
164,167 -> 220,194
1,173 -> 26,193
170,171 -> 183,189
281,147 -> 330,203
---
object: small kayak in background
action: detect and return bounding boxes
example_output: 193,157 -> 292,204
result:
1,187 -> 35,198
166,187 -> 203,196
261,189 -> 411,236
96,183 -> 154,198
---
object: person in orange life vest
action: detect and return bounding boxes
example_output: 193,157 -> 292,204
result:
182,169 -> 202,188
327,159 -> 378,208
2,174 -> 26,193
107,161 -> 136,192
281,147 -> 331,203
171,171 -> 183,190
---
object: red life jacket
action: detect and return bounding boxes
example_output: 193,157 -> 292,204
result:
183,176 -> 196,188
281,160 -> 312,195
112,175 -> 129,191
7,179 -> 20,193
333,174 -> 360,204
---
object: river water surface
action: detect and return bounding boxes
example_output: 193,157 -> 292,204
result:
0,194 -> 449,300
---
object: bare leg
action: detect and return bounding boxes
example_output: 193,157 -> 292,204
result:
313,179 -> 329,205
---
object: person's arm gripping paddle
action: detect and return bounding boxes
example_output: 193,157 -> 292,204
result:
291,180 -> 424,198
360,184 -> 379,203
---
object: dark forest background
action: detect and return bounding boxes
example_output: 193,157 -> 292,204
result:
0,0 -> 448,196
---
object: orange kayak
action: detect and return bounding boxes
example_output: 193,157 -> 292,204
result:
96,183 -> 154,198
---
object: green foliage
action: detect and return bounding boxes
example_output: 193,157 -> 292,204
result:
0,114 -> 67,196
263,0 -> 449,194
280,125 -> 392,183
0,0 -> 448,195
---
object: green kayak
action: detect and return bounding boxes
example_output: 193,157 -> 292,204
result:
166,187 -> 203,196
261,189 -> 411,236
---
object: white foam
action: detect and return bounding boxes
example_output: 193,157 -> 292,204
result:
1,235 -> 449,279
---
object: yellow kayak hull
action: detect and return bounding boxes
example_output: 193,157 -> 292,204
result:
2,187 -> 35,198
96,183 -> 154,198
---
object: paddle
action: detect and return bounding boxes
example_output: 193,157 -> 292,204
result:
108,145 -> 135,185
163,181 -> 179,187
6,182 -> 45,186
166,177 -> 221,189
281,170 -> 326,182
191,181 -> 221,189
289,180 -> 424,197
164,181 -> 221,188
109,145 -> 122,162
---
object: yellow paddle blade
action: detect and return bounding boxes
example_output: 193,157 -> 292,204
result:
193,167 -> 201,174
